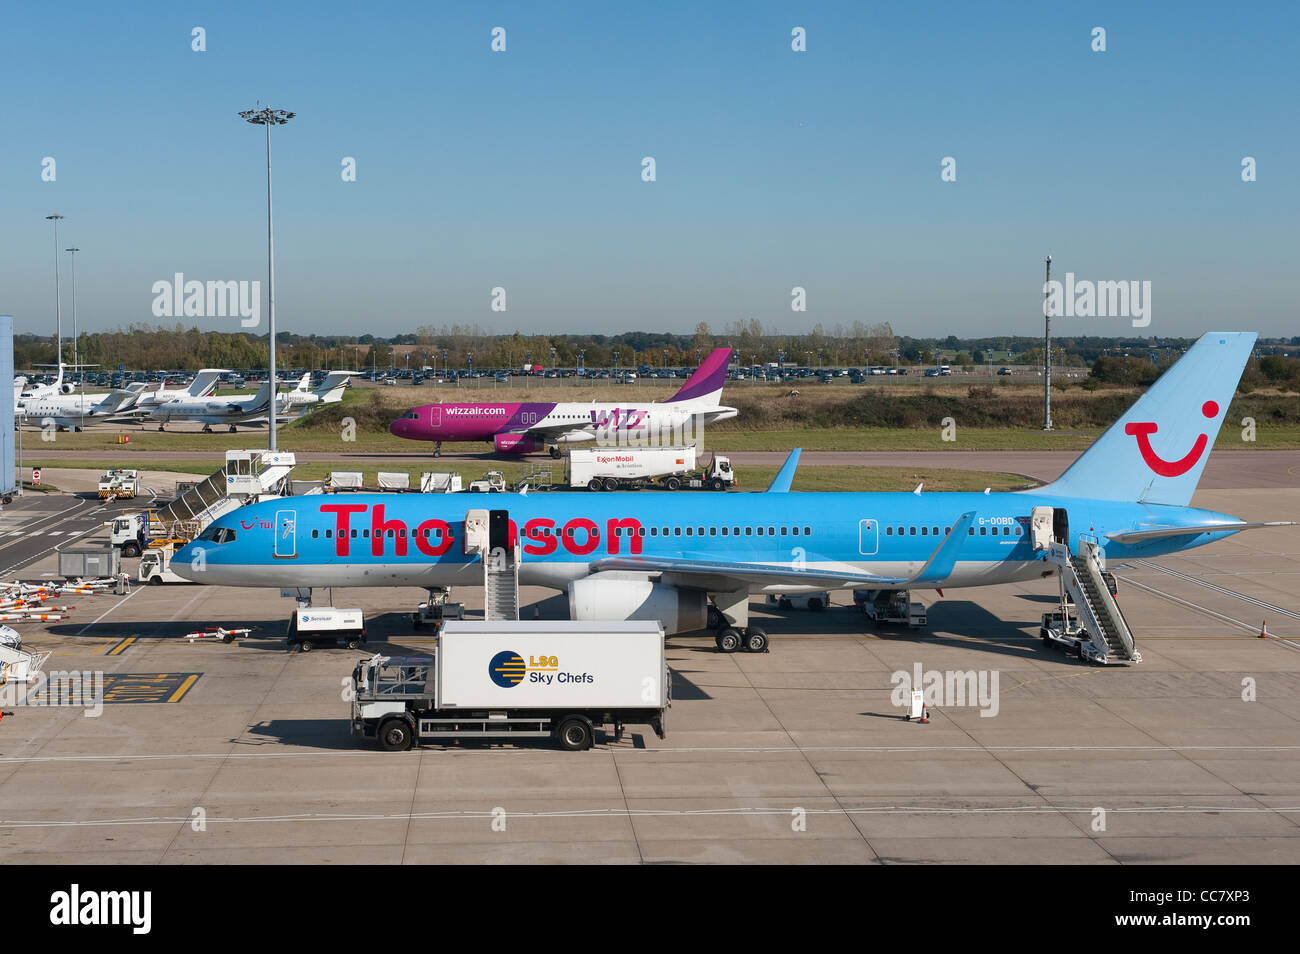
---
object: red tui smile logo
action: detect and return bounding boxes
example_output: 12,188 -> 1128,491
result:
1125,401 -> 1218,477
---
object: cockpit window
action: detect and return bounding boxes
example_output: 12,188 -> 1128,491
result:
198,526 -> 237,544
404,411 -> 419,419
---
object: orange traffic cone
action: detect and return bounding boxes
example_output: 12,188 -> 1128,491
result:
919,705 -> 929,724
1259,620 -> 1269,639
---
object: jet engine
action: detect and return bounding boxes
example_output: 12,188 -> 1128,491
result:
494,433 -> 542,454
567,576 -> 707,635
553,430 -> 595,446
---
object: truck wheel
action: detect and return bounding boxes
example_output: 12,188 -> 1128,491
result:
603,477 -> 619,492
298,639 -> 314,653
346,637 -> 362,650
709,477 -> 724,491
743,628 -> 768,653
664,476 -> 681,491
148,576 -> 162,585
588,478 -> 603,491
717,628 -> 741,653
378,718 -> 413,751
123,543 -> 141,557
556,717 -> 593,751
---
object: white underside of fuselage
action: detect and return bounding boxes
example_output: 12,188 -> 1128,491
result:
192,558 -> 1054,592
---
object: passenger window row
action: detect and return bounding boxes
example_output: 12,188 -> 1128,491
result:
883,524 -> 1022,537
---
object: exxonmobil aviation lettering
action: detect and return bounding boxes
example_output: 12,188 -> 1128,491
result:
318,504 -> 643,558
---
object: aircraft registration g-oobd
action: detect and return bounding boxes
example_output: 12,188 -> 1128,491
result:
177,332 -> 1292,647
388,347 -> 737,456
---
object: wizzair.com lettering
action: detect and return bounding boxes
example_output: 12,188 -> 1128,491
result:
445,406 -> 509,416
319,504 -> 644,558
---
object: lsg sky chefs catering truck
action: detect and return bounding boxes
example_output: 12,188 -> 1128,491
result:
350,621 -> 669,751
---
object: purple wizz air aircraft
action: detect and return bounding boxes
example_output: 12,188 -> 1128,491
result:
390,347 -> 737,456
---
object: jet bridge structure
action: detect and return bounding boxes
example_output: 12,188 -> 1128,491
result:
1032,506 -> 1141,665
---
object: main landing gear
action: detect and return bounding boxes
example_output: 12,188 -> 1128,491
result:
706,595 -> 768,653
434,441 -> 442,458
715,627 -> 768,654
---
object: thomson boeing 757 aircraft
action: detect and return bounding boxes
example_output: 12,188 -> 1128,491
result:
177,333 -> 1290,656
389,347 -> 737,456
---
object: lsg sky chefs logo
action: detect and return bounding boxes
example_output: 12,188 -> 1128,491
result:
50,885 -> 151,934
488,651 -> 593,687
151,272 -> 260,327
1043,272 -> 1151,328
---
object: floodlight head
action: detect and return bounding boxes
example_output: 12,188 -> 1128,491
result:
240,106 -> 296,125
46,214 -> 64,221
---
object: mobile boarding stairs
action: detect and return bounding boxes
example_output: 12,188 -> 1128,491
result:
463,508 -> 520,622
1032,506 -> 1141,665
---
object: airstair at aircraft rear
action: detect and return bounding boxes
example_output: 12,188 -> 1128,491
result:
1030,505 -> 1140,665
464,509 -> 520,621
1045,539 -> 1141,665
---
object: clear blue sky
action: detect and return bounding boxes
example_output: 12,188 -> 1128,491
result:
2,1 -> 1296,341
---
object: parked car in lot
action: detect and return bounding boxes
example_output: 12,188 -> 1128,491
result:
998,367 -> 1012,375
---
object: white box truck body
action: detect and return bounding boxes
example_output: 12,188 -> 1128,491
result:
351,621 -> 668,750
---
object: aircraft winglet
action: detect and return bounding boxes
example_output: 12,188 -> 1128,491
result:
766,449 -> 802,492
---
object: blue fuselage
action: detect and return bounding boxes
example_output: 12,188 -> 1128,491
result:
174,490 -> 1243,592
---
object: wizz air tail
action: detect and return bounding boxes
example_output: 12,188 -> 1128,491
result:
668,347 -> 732,407
1033,332 -> 1256,507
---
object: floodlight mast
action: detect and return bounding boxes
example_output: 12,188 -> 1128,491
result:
66,247 -> 80,371
45,215 -> 64,367
239,105 -> 296,451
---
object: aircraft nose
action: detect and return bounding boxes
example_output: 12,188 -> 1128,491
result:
389,418 -> 407,438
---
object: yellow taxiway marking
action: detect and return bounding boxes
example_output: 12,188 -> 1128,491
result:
167,674 -> 200,703
105,636 -> 136,656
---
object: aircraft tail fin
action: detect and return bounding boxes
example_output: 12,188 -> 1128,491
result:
312,371 -> 354,404
94,389 -> 140,415
188,369 -> 227,398
667,347 -> 732,406
1031,332 -> 1255,507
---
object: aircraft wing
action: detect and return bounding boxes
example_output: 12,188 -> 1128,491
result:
588,556 -> 911,589
1106,521 -> 1296,544
589,512 -> 976,590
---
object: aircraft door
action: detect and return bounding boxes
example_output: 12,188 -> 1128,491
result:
429,406 -> 442,427
274,509 -> 298,559
1030,507 -> 1053,551
489,509 -> 512,555
858,518 -> 879,556
1052,508 -> 1070,546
